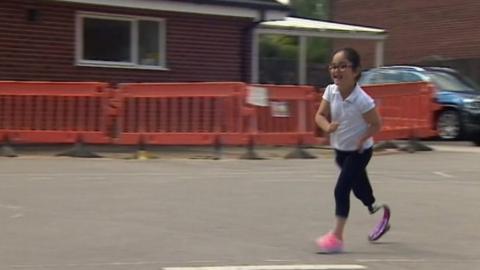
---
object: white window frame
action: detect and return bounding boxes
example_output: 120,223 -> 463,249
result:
75,11 -> 167,70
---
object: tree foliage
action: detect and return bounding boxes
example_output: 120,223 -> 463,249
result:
289,0 -> 329,20
259,0 -> 331,63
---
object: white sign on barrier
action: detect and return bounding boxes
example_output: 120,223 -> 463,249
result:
247,86 -> 269,107
270,101 -> 290,117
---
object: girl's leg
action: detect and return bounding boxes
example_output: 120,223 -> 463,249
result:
332,165 -> 353,240
332,149 -> 373,239
352,169 -> 376,208
333,216 -> 347,240
334,151 -> 364,218
332,150 -> 356,239
351,148 -> 376,208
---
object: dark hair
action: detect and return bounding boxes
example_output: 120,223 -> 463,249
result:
333,47 -> 362,81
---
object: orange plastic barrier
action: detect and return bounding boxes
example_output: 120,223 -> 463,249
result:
313,82 -> 439,144
114,82 -> 249,145
246,85 -> 322,145
363,82 -> 440,141
0,80 -> 439,148
0,81 -> 111,144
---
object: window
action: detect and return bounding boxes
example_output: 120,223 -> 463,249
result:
428,72 -> 475,92
76,12 -> 166,69
400,71 -> 424,83
363,71 -> 400,84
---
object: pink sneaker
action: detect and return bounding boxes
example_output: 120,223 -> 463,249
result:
316,232 -> 344,253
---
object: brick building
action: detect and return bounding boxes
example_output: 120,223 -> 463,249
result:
331,0 -> 480,83
0,0 -> 288,84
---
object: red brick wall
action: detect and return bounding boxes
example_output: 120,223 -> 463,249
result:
331,0 -> 480,67
0,0 -> 253,83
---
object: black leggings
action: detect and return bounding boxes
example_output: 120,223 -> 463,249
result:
334,148 -> 375,218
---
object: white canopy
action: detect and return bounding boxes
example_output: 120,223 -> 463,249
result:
252,17 -> 388,84
259,17 -> 386,39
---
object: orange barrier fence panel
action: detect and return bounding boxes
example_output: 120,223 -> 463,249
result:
0,81 -> 111,144
246,85 -> 322,145
363,82 -> 439,141
312,82 -> 439,144
0,80 -> 439,147
114,82 -> 249,145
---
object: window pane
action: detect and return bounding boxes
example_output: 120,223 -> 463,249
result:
138,20 -> 160,66
402,72 -> 423,83
429,72 -> 475,91
83,18 -> 131,62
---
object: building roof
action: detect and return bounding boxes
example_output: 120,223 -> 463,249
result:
54,0 -> 289,19
173,0 -> 290,11
258,16 -> 387,40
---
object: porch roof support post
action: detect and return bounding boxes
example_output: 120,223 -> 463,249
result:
375,40 -> 385,67
251,29 -> 260,83
298,35 -> 307,85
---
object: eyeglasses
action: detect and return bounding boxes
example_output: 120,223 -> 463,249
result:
328,63 -> 353,71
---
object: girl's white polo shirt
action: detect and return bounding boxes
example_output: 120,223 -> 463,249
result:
322,84 -> 375,151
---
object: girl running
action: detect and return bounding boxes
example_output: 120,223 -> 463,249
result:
315,47 -> 389,253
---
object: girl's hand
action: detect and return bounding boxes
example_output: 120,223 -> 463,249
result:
327,121 -> 340,133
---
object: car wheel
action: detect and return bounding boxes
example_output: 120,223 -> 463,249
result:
473,137 -> 480,146
437,110 -> 462,140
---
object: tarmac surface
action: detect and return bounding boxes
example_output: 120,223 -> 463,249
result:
1,141 -> 479,270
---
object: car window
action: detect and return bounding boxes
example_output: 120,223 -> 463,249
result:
427,72 -> 476,91
461,76 -> 480,89
358,72 -> 371,85
362,70 -> 400,84
360,69 -> 427,85
359,72 -> 378,85
444,71 -> 480,90
381,71 -> 403,83
400,71 -> 424,83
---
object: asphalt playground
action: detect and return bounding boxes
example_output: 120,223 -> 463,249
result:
1,142 -> 479,270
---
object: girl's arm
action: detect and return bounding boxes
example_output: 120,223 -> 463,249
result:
357,107 -> 382,151
315,99 -> 339,134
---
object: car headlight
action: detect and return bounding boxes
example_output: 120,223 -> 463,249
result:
464,98 -> 480,110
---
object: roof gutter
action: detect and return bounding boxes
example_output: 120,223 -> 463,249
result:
52,0 -> 289,20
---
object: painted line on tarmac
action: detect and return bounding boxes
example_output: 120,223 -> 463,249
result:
263,260 -> 297,263
164,265 -> 367,270
9,261 -> 164,268
8,263 -> 366,269
0,171 -> 327,177
257,178 -> 332,183
0,203 -> 24,219
0,172 -> 195,177
430,145 -> 480,153
356,258 -> 426,263
0,203 -> 22,210
433,171 -> 453,178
